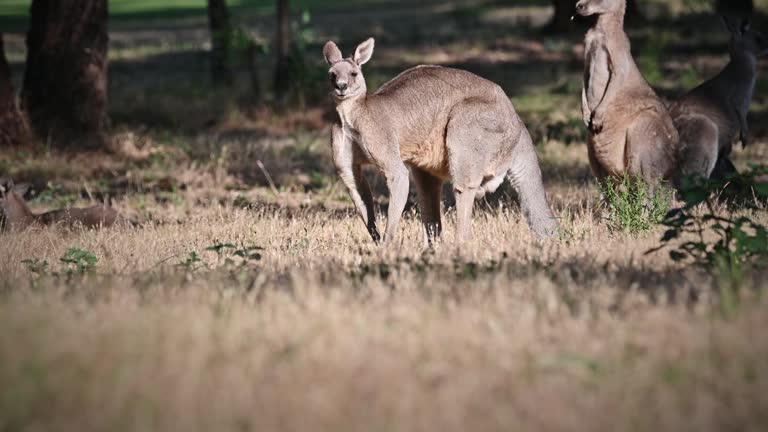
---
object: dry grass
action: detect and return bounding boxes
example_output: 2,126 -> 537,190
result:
2,159 -> 768,431
3,1 -> 768,430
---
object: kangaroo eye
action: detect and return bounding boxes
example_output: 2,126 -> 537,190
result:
351,72 -> 359,77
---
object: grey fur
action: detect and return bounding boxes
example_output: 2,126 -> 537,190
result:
669,17 -> 768,182
577,0 -> 680,189
323,38 -> 557,245
0,184 -> 121,231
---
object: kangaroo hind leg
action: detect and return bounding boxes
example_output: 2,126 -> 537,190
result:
675,114 -> 719,184
444,101 -> 495,242
411,167 -> 443,246
625,113 -> 679,192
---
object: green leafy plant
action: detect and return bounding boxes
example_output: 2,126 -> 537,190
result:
650,168 -> 768,316
177,251 -> 202,271
600,175 -> 672,235
179,241 -> 263,273
217,241 -> 264,268
21,258 -> 49,275
60,248 -> 98,274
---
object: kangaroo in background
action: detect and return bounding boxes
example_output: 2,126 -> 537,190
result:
669,17 -> 768,182
576,0 -> 679,190
323,38 -> 557,245
0,181 -> 120,231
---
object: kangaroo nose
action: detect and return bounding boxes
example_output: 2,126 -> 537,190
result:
336,82 -> 348,91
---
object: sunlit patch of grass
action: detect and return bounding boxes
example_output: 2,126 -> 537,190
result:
512,92 -> 575,117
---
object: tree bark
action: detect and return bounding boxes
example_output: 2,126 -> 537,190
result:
274,0 -> 292,97
0,34 -> 29,147
207,0 -> 234,86
247,40 -> 262,103
715,0 -> 754,16
22,0 -> 109,150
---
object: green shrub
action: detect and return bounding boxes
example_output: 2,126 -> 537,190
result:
60,248 -> 98,274
650,167 -> 768,317
601,175 -> 672,235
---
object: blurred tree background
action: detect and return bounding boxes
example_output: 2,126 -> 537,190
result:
0,0 -> 766,154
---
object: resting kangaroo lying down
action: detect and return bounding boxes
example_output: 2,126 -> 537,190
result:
576,0 -> 680,190
0,183 -> 120,231
323,38 -> 557,245
669,17 -> 768,182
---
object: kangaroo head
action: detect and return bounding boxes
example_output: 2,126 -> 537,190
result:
724,17 -> 768,58
323,38 -> 374,101
0,189 -> 34,230
575,0 -> 625,17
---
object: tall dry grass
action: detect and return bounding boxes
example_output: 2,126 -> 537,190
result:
3,1 -> 768,429
2,183 -> 768,431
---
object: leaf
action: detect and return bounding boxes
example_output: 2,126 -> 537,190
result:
670,251 -> 687,262
739,236 -> 768,254
753,182 -> 768,197
206,243 -> 235,252
681,188 -> 709,208
661,229 -> 679,242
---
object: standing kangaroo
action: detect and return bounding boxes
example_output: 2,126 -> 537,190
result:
323,38 -> 557,245
0,183 -> 120,231
576,0 -> 679,189
669,17 -> 768,181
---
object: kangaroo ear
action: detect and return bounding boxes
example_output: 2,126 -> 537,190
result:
323,41 -> 343,65
740,18 -> 751,34
353,38 -> 374,66
12,183 -> 30,197
721,15 -> 751,35
722,15 -> 735,33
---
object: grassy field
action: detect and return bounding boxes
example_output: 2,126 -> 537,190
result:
2,1 -> 768,431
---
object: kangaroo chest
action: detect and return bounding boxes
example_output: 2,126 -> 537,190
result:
337,107 -> 378,165
584,30 -> 610,113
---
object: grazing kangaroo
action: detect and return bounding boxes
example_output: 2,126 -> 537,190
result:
0,183 -> 120,231
576,0 -> 679,189
669,17 -> 768,181
323,38 -> 557,245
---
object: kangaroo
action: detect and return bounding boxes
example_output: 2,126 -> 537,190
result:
576,0 -> 679,189
669,17 -> 768,182
323,38 -> 557,245
0,183 -> 120,231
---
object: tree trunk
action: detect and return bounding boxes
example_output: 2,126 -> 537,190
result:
22,0 -> 109,150
274,0 -> 292,97
0,34 -> 29,147
546,0 -> 642,33
207,0 -> 234,86
247,40 -> 262,103
715,0 -> 754,16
